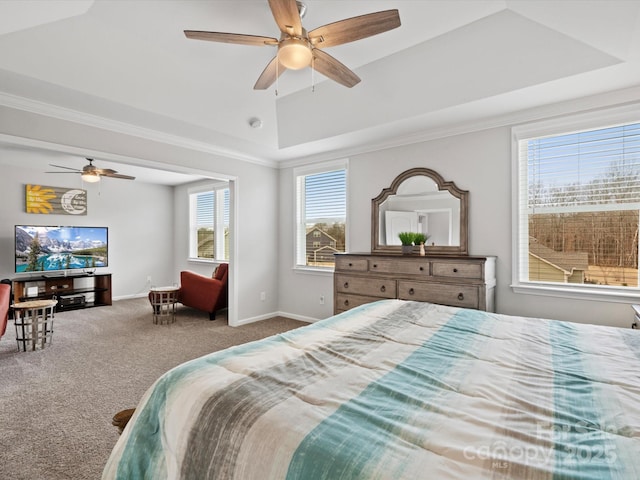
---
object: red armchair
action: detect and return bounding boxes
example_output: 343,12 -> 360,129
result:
178,264 -> 228,320
0,283 -> 10,339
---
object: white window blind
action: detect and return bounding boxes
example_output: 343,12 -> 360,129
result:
295,164 -> 347,268
516,121 -> 640,290
189,185 -> 229,261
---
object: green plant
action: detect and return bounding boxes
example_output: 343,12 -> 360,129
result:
398,232 -> 417,246
413,233 -> 430,245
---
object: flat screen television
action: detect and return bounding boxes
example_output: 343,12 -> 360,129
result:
15,225 -> 108,274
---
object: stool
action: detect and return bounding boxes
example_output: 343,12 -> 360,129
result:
11,299 -> 57,351
149,286 -> 179,324
112,408 -> 136,434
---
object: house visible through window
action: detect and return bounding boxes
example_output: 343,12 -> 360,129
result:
295,162 -> 347,268
514,118 -> 640,296
189,184 -> 229,261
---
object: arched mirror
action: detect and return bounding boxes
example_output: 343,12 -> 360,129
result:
371,168 -> 468,255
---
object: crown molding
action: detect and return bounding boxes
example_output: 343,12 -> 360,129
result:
278,83 -> 640,169
0,91 -> 278,168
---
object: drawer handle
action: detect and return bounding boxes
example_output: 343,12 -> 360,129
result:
372,264 -> 378,268
453,268 -> 458,273
348,263 -> 353,267
380,285 -> 386,292
344,282 -> 349,289
419,266 -> 424,271
344,299 -> 350,306
409,288 -> 415,295
458,293 -> 464,300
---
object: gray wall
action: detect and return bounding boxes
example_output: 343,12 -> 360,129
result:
0,150 -> 175,299
0,105 -> 280,325
278,111 -> 638,329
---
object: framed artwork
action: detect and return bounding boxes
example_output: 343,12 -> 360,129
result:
25,184 -> 87,215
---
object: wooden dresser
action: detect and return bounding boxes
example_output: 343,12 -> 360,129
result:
334,253 -> 496,314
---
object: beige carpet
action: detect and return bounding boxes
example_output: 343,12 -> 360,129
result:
0,298 -> 305,480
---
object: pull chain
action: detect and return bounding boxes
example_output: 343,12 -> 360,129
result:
311,54 -> 315,92
275,59 -> 279,97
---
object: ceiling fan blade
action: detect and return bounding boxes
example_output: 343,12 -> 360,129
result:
48,163 -> 81,172
95,168 -> 117,175
268,0 -> 302,37
184,30 -> 278,46
309,9 -> 400,48
45,171 -> 80,174
102,173 -> 136,180
312,49 -> 360,88
254,56 -> 286,90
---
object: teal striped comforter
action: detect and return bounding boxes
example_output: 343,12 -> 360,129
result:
103,300 -> 640,479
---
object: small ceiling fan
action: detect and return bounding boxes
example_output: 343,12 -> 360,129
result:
184,0 -> 401,89
47,158 -> 135,183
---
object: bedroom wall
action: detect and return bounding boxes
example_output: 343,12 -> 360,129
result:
0,151 -> 175,298
278,101 -> 639,329
0,105 -> 280,325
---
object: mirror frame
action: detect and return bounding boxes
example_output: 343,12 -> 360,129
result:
371,167 -> 469,255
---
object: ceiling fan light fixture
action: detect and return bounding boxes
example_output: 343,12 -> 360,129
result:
81,172 -> 100,183
278,37 -> 312,70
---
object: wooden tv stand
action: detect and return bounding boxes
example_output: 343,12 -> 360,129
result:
12,273 -> 112,311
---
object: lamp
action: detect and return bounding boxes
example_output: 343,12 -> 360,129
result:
278,37 -> 312,70
81,171 -> 100,183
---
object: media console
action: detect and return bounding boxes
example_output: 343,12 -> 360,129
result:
12,273 -> 112,311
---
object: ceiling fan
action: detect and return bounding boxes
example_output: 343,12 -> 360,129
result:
47,159 -> 135,183
184,0 -> 401,89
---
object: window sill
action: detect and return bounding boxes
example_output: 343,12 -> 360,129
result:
293,265 -> 334,276
511,282 -> 640,304
187,258 -> 217,265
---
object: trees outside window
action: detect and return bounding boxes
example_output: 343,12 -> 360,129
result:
515,120 -> 640,293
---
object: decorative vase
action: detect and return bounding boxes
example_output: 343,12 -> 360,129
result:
402,245 -> 413,255
419,242 -> 425,256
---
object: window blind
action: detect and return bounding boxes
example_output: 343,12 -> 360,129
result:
296,167 -> 346,267
518,121 -> 640,287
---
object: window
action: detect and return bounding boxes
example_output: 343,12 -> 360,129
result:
295,161 -> 347,269
189,184 -> 229,261
513,111 -> 640,300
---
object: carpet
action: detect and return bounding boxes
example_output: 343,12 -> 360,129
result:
0,298 -> 305,480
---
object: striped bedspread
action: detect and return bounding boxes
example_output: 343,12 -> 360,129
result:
103,300 -> 640,479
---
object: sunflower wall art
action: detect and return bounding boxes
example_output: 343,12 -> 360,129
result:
25,184 -> 87,215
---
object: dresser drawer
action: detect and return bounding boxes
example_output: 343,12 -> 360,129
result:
369,259 -> 431,276
335,293 -> 383,312
335,257 -> 369,272
432,261 -> 483,280
398,281 -> 479,309
335,275 -> 396,298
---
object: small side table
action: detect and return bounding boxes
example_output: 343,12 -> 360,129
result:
632,305 -> 640,329
149,286 -> 179,324
11,299 -> 58,351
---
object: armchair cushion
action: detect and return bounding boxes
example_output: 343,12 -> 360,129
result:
0,283 -> 10,338
178,264 -> 228,320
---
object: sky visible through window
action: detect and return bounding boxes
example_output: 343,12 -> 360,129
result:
527,122 -> 640,205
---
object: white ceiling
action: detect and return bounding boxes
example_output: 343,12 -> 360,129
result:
1,0 -> 640,180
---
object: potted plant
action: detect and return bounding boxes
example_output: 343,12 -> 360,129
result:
413,233 -> 430,256
398,232 -> 417,254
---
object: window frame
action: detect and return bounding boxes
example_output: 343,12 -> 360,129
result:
511,103 -> 640,303
293,159 -> 348,273
188,182 -> 229,263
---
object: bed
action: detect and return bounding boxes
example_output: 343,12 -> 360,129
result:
103,299 -> 640,479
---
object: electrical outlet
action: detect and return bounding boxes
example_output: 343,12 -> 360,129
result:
147,275 -> 152,283
319,295 -> 325,305
260,291 -> 266,301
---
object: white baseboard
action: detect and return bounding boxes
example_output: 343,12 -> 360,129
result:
112,296 -> 322,327
230,311 -> 318,327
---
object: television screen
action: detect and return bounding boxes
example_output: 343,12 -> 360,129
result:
15,225 -> 108,273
